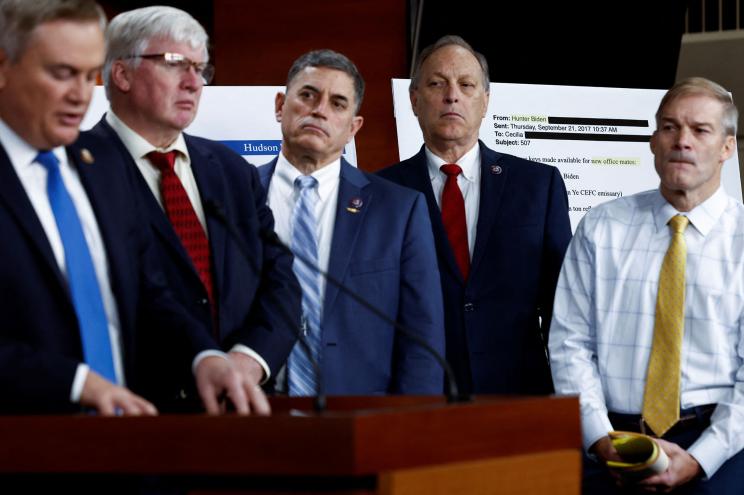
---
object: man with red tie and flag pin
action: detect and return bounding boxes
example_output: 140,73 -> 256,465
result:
379,35 -> 572,397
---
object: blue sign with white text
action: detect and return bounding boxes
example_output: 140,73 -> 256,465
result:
221,140 -> 282,155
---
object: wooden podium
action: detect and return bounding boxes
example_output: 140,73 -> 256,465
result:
0,395 -> 580,494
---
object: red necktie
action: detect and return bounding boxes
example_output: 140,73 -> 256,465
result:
147,151 -> 216,313
440,164 -> 470,280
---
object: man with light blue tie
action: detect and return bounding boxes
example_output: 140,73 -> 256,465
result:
0,0 -> 257,416
259,49 -> 445,395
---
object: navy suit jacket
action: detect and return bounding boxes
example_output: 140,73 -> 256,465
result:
259,158 -> 445,394
86,119 -> 301,407
0,133 -> 215,414
378,142 -> 571,395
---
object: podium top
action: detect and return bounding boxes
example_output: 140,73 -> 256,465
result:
0,395 -> 579,475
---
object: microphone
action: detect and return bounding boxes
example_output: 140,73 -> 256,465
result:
205,199 -> 464,403
204,199 -> 326,412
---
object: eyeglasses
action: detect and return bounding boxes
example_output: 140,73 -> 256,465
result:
124,52 -> 215,85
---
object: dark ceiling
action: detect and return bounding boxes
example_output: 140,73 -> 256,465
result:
414,1 -> 689,89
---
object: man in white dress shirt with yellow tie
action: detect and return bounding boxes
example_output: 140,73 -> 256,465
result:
550,77 -> 744,493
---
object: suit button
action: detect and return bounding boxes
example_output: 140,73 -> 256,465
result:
464,302 -> 475,312
197,298 -> 208,305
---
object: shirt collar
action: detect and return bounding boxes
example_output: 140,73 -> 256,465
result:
275,152 -> 341,202
425,142 -> 481,182
653,186 -> 728,237
0,117 -> 65,171
106,110 -> 189,161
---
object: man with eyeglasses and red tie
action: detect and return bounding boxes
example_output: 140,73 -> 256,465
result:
85,6 -> 301,413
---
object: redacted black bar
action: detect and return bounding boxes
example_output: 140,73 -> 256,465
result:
524,132 -> 651,142
547,117 -> 648,127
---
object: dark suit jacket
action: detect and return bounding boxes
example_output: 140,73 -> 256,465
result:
259,158 -> 445,394
86,118 -> 301,408
378,142 -> 571,395
0,134 -> 216,414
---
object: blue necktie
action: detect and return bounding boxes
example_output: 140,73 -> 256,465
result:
36,151 -> 117,384
287,175 -> 322,396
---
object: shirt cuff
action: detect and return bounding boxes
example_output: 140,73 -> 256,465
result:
687,430 -> 728,479
70,363 -> 89,403
582,409 -> 614,452
192,350 -> 229,375
228,344 -> 271,384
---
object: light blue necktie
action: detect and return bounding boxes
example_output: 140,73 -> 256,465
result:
36,151 -> 117,384
287,175 -> 322,396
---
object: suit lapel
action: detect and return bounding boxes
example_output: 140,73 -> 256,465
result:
69,141 -> 137,358
323,159 -> 371,317
470,142 -> 508,275
186,135 -> 228,302
258,158 -> 277,191
406,147 -> 464,284
70,141 -> 129,299
0,144 -> 67,290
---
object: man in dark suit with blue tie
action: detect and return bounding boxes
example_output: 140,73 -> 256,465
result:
379,36 -> 572,396
259,49 -> 445,395
0,0 -> 257,415
85,6 -> 300,410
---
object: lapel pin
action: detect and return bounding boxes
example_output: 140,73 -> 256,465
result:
346,197 -> 363,213
490,164 -> 502,175
80,148 -> 95,164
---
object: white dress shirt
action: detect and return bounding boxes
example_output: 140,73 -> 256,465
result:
425,143 -> 481,257
0,118 -> 124,403
549,187 -> 744,478
105,111 -> 270,380
265,152 -> 340,314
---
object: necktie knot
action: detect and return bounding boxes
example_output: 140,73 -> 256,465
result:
147,150 -> 178,173
440,163 -> 462,178
35,151 -> 60,172
669,214 -> 689,234
295,175 -> 318,191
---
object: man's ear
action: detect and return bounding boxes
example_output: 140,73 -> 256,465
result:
275,92 -> 286,122
409,90 -> 419,117
348,115 -> 364,141
481,91 -> 490,119
0,49 -> 10,90
110,60 -> 132,92
649,131 -> 658,155
720,134 -> 736,162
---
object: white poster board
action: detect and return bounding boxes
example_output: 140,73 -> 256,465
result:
393,79 -> 742,230
81,86 -> 357,166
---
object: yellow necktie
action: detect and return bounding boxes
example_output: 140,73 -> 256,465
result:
642,214 -> 689,437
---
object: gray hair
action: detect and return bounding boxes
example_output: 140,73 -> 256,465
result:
656,77 -> 738,136
103,6 -> 208,98
410,35 -> 490,93
286,49 -> 365,114
0,0 -> 106,62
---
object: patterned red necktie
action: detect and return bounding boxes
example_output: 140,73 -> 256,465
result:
440,164 -> 470,280
147,151 -> 215,314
